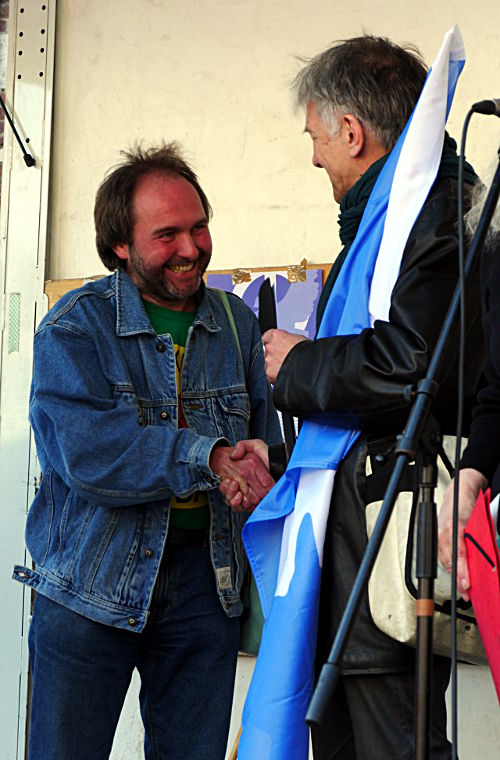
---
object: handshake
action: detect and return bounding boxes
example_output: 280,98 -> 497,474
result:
209,440 -> 275,513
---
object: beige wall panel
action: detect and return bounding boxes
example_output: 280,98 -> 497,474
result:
47,0 -> 500,278
48,0 -> 500,280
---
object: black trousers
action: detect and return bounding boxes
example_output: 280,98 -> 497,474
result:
311,658 -> 452,759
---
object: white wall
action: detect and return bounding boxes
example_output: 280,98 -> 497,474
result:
48,0 -> 500,280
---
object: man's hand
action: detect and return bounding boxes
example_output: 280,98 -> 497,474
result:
438,467 -> 488,602
219,440 -> 272,510
231,439 -> 270,469
210,443 -> 275,513
262,329 -> 308,384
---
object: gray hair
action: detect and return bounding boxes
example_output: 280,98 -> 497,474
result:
292,35 -> 428,151
465,163 -> 500,246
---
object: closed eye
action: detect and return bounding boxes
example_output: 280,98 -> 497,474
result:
191,222 -> 209,235
155,228 -> 176,241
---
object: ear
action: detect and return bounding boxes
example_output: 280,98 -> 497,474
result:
342,114 -> 365,158
113,243 -> 130,262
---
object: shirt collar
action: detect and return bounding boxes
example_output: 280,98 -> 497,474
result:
113,269 -> 220,336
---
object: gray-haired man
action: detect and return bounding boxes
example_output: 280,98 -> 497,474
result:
263,35 -> 484,759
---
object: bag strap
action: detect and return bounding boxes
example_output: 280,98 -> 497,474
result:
210,288 -> 243,366
211,288 -> 265,654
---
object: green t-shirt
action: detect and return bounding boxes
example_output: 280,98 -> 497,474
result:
143,299 -> 209,530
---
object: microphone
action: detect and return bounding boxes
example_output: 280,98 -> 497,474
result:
471,98 -> 500,116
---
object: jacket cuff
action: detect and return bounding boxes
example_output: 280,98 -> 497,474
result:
190,436 -> 230,489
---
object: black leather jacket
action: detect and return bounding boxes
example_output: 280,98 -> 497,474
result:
274,176 -> 484,438
273,175 -> 485,672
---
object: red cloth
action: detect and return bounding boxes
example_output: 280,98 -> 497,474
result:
465,489 -> 500,703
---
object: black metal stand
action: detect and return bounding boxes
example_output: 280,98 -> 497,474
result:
306,147 -> 500,755
414,431 -> 440,759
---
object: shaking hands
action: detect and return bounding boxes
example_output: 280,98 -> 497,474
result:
210,440 -> 275,513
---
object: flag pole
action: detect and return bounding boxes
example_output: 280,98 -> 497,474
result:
228,726 -> 242,760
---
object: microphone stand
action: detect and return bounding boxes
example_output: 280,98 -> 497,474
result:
258,277 -> 297,455
306,145 -> 500,757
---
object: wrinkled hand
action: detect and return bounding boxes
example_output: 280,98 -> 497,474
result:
438,467 -> 487,601
210,443 -> 274,512
231,439 -> 270,468
262,329 -> 308,384
219,439 -> 272,511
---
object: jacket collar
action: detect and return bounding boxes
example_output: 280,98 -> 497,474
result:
113,269 -> 220,337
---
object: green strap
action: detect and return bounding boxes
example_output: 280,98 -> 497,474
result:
210,288 -> 243,366
210,287 -> 263,654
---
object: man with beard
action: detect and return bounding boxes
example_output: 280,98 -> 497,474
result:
14,143 -> 282,760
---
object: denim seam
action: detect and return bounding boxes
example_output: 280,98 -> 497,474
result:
84,510 -> 121,593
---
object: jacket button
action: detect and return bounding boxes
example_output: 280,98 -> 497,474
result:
128,617 -> 137,627
144,548 -> 153,558
160,411 -> 169,420
156,343 -> 166,353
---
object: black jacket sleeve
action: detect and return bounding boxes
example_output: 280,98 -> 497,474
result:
460,241 -> 500,489
273,177 -> 484,437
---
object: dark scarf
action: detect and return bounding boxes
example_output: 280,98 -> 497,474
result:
315,133 -> 476,331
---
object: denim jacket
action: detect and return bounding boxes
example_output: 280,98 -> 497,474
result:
13,270 -> 281,632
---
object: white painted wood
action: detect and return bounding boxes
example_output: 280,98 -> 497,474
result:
0,2 -> 56,758
109,671 -> 145,760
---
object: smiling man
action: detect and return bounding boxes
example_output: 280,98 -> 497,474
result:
14,143 -> 282,760
113,171 -> 212,308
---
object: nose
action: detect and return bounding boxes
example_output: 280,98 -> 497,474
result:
177,233 -> 199,259
312,149 -> 322,169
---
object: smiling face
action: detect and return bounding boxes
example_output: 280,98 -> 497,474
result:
305,101 -> 360,203
114,173 -> 212,311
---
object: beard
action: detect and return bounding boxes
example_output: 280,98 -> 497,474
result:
126,243 -> 209,305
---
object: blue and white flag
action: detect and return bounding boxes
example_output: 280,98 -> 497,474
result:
239,26 -> 465,760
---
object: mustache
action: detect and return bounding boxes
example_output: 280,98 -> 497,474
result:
161,253 -> 210,270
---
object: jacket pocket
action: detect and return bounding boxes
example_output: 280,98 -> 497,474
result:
214,392 -> 251,443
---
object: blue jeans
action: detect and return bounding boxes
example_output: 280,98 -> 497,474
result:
28,544 -> 240,760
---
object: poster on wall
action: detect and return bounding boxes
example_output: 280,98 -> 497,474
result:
44,264 -> 330,335
206,263 -> 328,340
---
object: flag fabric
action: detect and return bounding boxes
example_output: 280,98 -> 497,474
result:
238,26 -> 466,760
465,489 -> 500,703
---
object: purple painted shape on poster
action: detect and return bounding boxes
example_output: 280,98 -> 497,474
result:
206,269 -> 323,340
205,274 -> 233,293
275,270 -> 323,338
